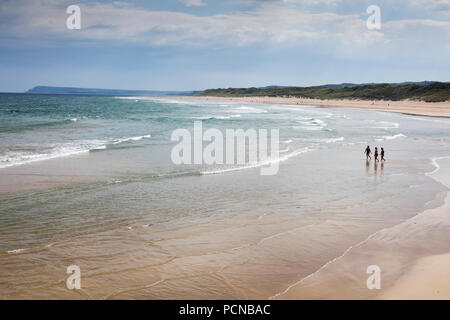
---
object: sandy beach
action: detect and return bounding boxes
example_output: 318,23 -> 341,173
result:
158,96 -> 450,118
378,157 -> 450,300
379,253 -> 450,299
273,157 -> 450,300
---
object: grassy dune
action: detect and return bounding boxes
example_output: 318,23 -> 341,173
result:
195,82 -> 450,102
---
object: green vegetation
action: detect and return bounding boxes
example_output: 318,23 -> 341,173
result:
195,82 -> 450,102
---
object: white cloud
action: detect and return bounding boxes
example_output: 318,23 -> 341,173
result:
283,0 -> 341,5
0,0 -> 448,51
411,0 -> 450,12
179,0 -> 207,7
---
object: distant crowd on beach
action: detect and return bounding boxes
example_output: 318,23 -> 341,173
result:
365,146 -> 385,162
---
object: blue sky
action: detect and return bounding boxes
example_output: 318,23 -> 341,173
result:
0,0 -> 449,92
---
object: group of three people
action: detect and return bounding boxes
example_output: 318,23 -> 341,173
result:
365,145 -> 385,162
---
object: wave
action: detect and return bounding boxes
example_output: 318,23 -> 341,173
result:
427,156 -> 450,176
110,170 -> 203,185
232,106 -> 268,114
311,119 -> 327,127
0,135 -> 151,169
90,145 -> 107,151
375,133 -> 407,141
193,115 -> 241,120
295,117 -> 328,129
379,121 -> 399,129
0,141 -> 105,169
364,120 -> 400,130
292,125 -> 324,132
111,134 -> 151,145
115,96 -> 156,101
0,118 -> 80,133
120,97 -> 201,105
322,137 -> 345,143
268,106 -> 309,112
200,147 -> 312,175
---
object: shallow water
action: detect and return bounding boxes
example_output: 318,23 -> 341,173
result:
0,94 -> 449,299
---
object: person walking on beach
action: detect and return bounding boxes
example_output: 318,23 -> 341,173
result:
381,147 -> 385,162
365,146 -> 372,161
374,147 -> 379,162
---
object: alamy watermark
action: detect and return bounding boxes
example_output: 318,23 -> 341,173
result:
366,5 -> 381,30
66,5 -> 81,30
171,121 -> 280,175
366,265 -> 381,290
66,265 -> 81,290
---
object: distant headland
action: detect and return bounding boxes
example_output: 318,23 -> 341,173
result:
25,86 -> 198,97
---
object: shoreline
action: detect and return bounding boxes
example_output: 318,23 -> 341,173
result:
378,156 -> 450,299
273,156 -> 450,300
156,96 -> 450,118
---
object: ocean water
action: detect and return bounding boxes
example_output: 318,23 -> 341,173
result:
0,93 -> 449,299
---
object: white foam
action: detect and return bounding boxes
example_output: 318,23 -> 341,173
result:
375,133 -> 407,141
115,96 -> 140,100
269,106 -> 309,112
365,120 -> 400,129
296,118 -> 328,129
292,125 -> 323,131
194,115 -> 241,120
0,140 -> 107,169
200,147 -> 312,175
232,106 -> 267,114
374,121 -> 399,129
115,97 -> 197,105
112,134 -> 151,145
7,248 -> 26,254
323,137 -> 345,143
427,156 -> 450,177
311,119 -> 327,127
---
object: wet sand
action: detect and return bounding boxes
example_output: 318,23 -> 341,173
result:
379,253 -> 450,299
157,96 -> 450,118
2,148 -> 448,300
273,157 -> 450,300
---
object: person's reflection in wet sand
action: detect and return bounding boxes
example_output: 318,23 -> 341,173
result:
380,161 -> 384,174
366,160 -> 370,174
374,161 -> 378,174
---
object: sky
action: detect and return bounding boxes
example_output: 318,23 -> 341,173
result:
0,0 -> 449,92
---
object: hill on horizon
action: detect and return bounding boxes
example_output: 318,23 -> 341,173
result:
25,86 -> 197,96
